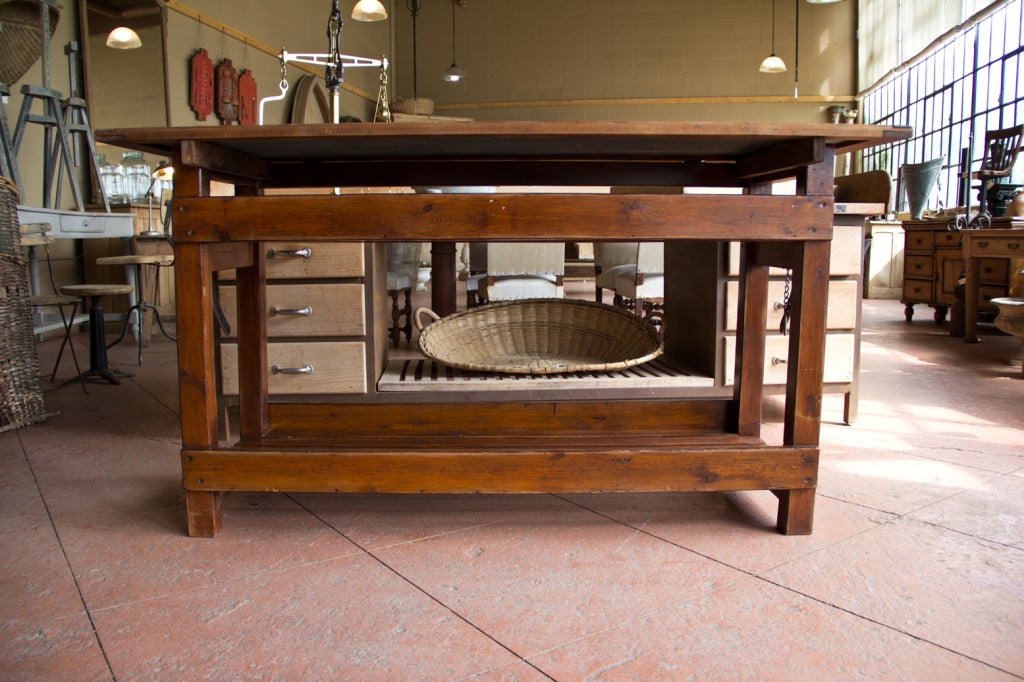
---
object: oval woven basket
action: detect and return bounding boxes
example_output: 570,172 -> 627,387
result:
415,298 -> 664,375
0,0 -> 61,85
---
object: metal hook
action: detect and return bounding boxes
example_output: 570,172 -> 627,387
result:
258,77 -> 289,125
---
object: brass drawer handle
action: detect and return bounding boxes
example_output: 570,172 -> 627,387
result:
271,364 -> 314,375
773,301 -> 785,311
1010,242 -> 1021,250
267,247 -> 312,259
771,356 -> 788,366
270,306 -> 313,317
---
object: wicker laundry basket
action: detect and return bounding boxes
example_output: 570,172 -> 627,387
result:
414,298 -> 663,375
0,177 -> 48,431
0,0 -> 61,85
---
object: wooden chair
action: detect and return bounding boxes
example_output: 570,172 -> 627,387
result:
476,242 -> 565,303
609,242 -> 665,323
593,242 -> 638,305
21,223 -> 86,392
386,242 -> 420,347
963,124 -> 1023,227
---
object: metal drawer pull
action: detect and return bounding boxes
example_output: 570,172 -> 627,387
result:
267,247 -> 312,259
773,301 -> 785,310
1010,242 -> 1020,250
270,306 -> 312,317
771,356 -> 787,366
271,364 -> 314,375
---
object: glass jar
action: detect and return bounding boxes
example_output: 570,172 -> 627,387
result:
120,151 -> 151,203
97,154 -> 126,205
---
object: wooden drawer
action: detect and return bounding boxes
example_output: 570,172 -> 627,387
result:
902,278 -> 932,302
221,242 -> 365,280
904,255 -> 933,279
969,234 -> 1024,257
725,279 -> 858,331
905,230 -> 934,250
933,231 -> 961,247
219,283 -> 366,338
979,285 -> 1009,309
220,342 -> 366,395
978,258 -> 1009,285
829,224 -> 864,276
724,333 -> 855,386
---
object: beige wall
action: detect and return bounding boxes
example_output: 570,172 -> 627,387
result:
391,0 -> 858,122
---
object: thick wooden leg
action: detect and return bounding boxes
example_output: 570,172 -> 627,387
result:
186,490 -> 223,537
776,488 -> 815,535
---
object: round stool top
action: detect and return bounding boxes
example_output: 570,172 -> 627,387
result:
96,254 -> 174,266
61,284 -> 134,298
29,294 -> 81,306
20,234 -> 56,247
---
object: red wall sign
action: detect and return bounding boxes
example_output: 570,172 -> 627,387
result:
189,48 -> 214,121
238,69 -> 258,126
215,58 -> 239,125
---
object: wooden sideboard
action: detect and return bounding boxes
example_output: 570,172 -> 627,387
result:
901,218 -> 1013,328
97,121 -> 909,538
962,225 -> 1024,342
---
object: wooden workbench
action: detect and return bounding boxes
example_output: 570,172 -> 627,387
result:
97,121 -> 910,537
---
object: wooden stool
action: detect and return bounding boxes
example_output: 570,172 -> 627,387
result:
96,254 -> 176,365
59,284 -> 134,385
28,293 -> 87,393
18,224 -> 88,392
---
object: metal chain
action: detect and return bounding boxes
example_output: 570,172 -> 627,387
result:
779,269 -> 792,335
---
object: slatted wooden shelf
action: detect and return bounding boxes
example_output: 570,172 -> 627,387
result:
377,356 -> 713,392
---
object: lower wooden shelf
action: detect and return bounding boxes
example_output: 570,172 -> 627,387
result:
376,356 -> 714,392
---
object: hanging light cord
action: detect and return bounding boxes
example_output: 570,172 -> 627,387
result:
794,0 -> 800,98
450,1 -> 457,63
407,0 -> 421,100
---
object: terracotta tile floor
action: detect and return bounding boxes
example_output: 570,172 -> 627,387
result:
2,292 -> 1023,681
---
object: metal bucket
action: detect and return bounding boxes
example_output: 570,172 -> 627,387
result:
901,158 -> 944,220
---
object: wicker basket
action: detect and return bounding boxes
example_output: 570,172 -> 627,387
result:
0,0 -> 61,85
0,177 -> 48,431
390,96 -> 435,115
414,298 -> 664,375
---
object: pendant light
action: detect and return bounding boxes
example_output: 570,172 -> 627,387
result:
759,0 -> 786,73
106,26 -> 142,50
352,0 -> 388,21
442,0 -> 465,83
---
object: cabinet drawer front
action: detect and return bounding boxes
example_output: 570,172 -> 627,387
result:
219,284 -> 365,338
902,279 -> 932,302
971,236 -> 1024,257
221,342 -> 366,395
723,333 -> 855,386
979,258 -> 1009,285
904,255 -> 933,278
829,224 -> 864,276
980,285 -> 1009,308
264,242 -> 364,278
221,242 -> 365,280
725,279 -> 859,331
906,231 -> 934,249
934,231 -> 961,246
